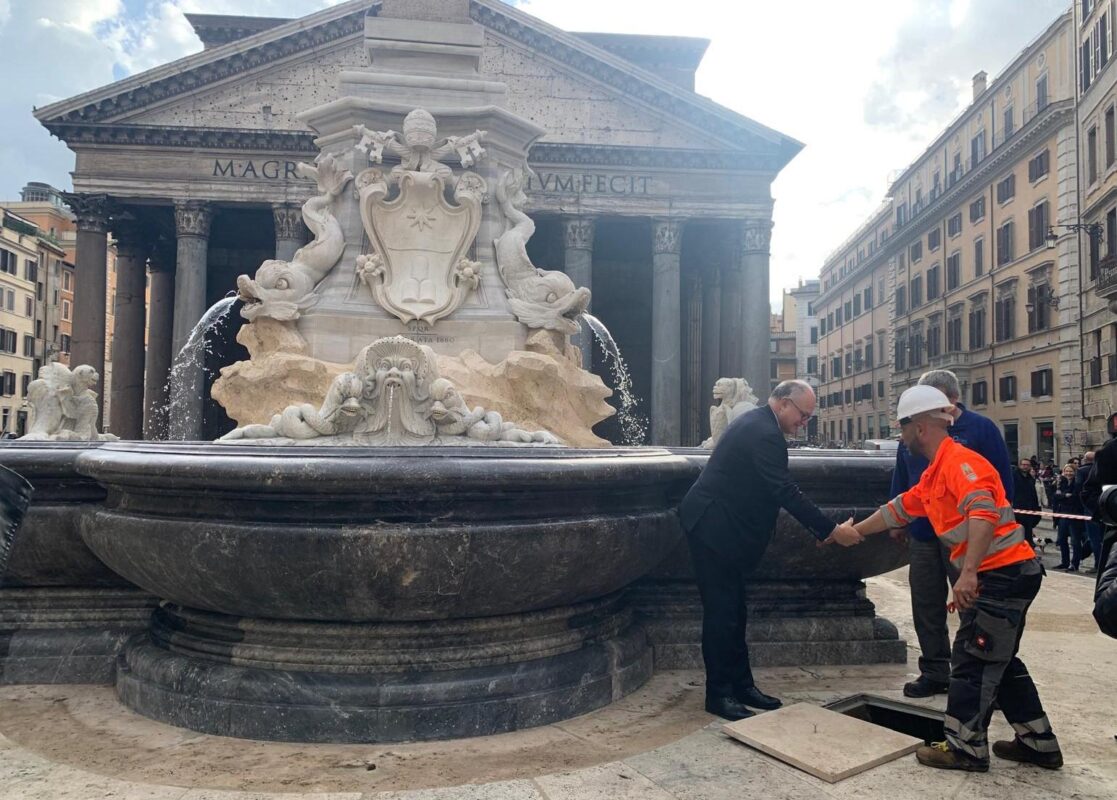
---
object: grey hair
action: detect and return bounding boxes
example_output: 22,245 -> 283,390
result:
918,369 -> 961,401
770,379 -> 814,401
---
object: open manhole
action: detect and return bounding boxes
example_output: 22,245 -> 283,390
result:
824,694 -> 945,745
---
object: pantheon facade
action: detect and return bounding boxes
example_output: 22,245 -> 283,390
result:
35,0 -> 800,445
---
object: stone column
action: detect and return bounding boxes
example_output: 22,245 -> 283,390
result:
563,217 -> 595,368
62,193 -> 113,423
168,201 -> 213,440
107,215 -> 147,440
651,218 -> 685,446
719,226 -> 744,380
739,219 -> 773,399
681,264 -> 703,446
272,203 -> 305,262
143,237 -> 176,440
700,260 -> 722,440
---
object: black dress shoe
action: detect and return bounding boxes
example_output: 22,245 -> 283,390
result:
903,675 -> 950,698
736,686 -> 783,710
705,696 -> 755,721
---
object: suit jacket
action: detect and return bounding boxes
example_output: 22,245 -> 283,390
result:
679,404 -> 835,565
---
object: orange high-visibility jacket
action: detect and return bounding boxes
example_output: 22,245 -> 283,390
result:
881,437 -> 1035,572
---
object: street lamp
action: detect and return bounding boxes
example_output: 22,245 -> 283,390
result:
1045,222 -> 1104,249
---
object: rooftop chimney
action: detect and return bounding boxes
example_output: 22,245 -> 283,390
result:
973,71 -> 988,101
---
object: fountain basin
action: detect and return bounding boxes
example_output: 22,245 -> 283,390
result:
75,442 -> 693,742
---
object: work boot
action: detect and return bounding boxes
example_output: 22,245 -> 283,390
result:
916,741 -> 989,772
736,686 -> 782,710
992,738 -> 1064,770
903,675 -> 950,698
705,696 -> 755,721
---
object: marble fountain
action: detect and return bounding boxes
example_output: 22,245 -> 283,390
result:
0,9 -> 907,745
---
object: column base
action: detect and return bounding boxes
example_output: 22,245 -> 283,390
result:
116,595 -> 652,743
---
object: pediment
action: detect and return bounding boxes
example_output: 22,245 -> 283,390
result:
36,0 -> 800,169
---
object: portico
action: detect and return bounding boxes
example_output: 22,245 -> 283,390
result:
35,0 -> 799,445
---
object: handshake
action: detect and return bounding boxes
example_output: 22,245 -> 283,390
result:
819,516 -> 864,548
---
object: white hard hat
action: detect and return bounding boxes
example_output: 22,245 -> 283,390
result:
896,385 -> 954,425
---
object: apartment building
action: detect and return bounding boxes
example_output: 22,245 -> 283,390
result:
781,278 -> 821,391
1077,0 -> 1117,447
817,12 -> 1083,463
815,202 -> 895,446
0,210 -> 40,435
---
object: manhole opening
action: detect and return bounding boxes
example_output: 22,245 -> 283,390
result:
824,694 -> 945,745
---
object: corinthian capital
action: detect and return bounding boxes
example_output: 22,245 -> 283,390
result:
272,203 -> 305,241
174,200 -> 213,239
62,192 -> 114,233
563,217 -> 596,251
653,218 -> 685,255
737,219 -> 772,256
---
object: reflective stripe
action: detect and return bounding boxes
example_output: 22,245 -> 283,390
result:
948,525 -> 1027,569
998,506 -> 1016,524
939,520 -> 968,546
1011,715 -> 1053,736
882,496 -> 914,528
957,489 -> 994,515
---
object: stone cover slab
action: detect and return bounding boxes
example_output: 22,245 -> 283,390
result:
721,702 -> 921,783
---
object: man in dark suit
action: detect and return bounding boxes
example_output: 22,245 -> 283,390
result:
679,379 -> 862,721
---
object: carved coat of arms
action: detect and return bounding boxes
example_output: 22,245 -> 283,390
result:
354,109 -> 487,326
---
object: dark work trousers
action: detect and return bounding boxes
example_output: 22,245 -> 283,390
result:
908,536 -> 954,684
944,558 -> 1059,761
686,532 -> 756,699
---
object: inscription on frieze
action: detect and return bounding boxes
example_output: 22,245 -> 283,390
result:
526,172 -> 651,195
212,159 -> 314,180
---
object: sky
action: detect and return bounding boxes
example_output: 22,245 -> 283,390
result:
0,0 -> 1071,309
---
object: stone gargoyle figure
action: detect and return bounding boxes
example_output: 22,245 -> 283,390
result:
700,377 -> 759,449
21,363 -> 118,442
236,151 -> 353,322
494,168 -> 591,336
219,336 -> 560,447
429,378 -> 559,444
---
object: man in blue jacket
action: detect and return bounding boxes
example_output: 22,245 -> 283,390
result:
890,370 -> 1015,698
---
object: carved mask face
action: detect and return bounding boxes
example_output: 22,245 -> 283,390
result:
428,379 -> 467,424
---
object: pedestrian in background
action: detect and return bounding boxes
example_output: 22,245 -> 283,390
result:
1076,451 -> 1103,573
1052,464 -> 1085,571
1013,458 -> 1042,547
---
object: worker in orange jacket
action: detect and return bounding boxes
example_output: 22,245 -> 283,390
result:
851,385 -> 1061,772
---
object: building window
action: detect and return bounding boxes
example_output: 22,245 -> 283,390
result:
970,196 -> 986,223
0,249 -> 16,274
844,300 -> 853,320
60,333 -> 71,354
853,294 -> 862,316
896,285 -> 907,315
845,352 -> 853,375
948,213 -> 962,237
810,326 -> 818,344
1036,73 -> 1049,110
25,259 -> 37,282
878,380 -> 885,399
895,332 -> 908,371
1027,201 -> 1049,251
928,229 -> 941,251
1003,105 -> 1015,139
1,371 -> 15,396
21,373 -> 30,397
1089,126 -> 1099,184
22,334 -> 33,357
909,327 -> 924,367
969,303 -> 987,349
947,309 -> 963,352
865,341 -> 874,368
1027,149 -> 1050,182
996,221 -> 1014,266
836,307 -> 843,326
947,252 -> 961,290
24,296 -> 32,317
864,286 -> 873,309
974,237 -> 985,276
1027,283 -> 1052,332
927,318 -> 942,358
973,380 -> 988,405
62,299 -> 71,321
927,265 -> 941,300
1031,368 -> 1053,397
999,375 -> 1017,402
806,355 -> 817,374
1107,106 -> 1116,169
971,130 -> 987,166
62,271 -> 72,291
996,173 -> 1016,203
910,241 -> 923,263
4,290 -> 12,311
832,356 -> 842,378
0,328 -> 15,354
1083,39 -> 1094,93
995,289 -> 1016,342
910,275 -> 923,309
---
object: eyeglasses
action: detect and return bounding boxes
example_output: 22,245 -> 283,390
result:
786,396 -> 813,423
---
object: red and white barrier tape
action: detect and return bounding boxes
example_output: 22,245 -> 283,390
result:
1012,508 -> 1095,522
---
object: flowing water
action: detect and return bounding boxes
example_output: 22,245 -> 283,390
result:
581,312 -> 648,446
163,296 -> 238,440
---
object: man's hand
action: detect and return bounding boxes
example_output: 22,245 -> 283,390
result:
888,527 -> 909,544
952,568 -> 980,610
820,516 -> 863,547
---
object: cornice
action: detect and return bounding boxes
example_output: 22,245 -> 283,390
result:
43,122 -> 320,153
816,100 -> 1074,308
529,142 -> 784,172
